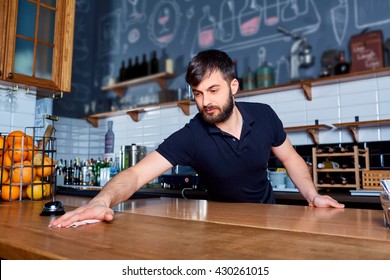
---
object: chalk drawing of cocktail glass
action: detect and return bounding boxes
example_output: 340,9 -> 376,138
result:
158,8 -> 170,34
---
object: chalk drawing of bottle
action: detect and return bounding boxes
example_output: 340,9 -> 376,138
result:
331,0 -> 348,46
198,6 -> 216,48
264,0 -> 280,26
218,0 -> 235,42
238,0 -> 262,37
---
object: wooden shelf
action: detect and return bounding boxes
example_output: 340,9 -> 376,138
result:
101,72 -> 176,98
333,119 -> 390,142
86,100 -> 193,127
237,67 -> 390,101
284,124 -> 332,145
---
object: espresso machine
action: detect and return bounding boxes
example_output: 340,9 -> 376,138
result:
278,26 -> 314,81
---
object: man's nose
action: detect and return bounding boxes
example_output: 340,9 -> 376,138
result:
202,93 -> 212,107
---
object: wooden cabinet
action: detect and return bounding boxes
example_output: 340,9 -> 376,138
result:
0,0 -> 75,96
312,146 -> 370,190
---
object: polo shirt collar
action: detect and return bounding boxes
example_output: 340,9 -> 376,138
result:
206,102 -> 255,135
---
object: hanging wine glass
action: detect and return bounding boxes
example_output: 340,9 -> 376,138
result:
4,89 -> 17,112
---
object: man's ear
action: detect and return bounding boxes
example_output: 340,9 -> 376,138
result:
231,78 -> 239,95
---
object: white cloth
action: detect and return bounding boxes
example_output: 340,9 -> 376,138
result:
49,219 -> 102,228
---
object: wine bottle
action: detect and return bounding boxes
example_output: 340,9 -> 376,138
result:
334,51 -> 350,75
334,175 -> 348,185
141,54 -> 149,77
323,173 -> 335,184
150,51 -> 159,74
133,56 -> 140,79
333,145 -> 346,153
125,58 -> 133,80
119,60 -> 126,82
317,158 -> 335,169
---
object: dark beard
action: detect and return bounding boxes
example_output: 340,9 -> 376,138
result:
201,92 -> 234,125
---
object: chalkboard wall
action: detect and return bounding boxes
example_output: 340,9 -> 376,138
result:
53,0 -> 390,118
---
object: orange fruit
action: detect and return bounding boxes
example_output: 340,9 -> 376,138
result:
24,135 -> 34,146
26,145 -> 38,161
10,161 -> 35,184
7,143 -> 28,163
0,136 -> 7,155
26,180 -> 50,200
34,154 -> 55,177
0,168 -> 9,183
6,130 -> 25,147
1,153 -> 13,170
1,185 -> 20,201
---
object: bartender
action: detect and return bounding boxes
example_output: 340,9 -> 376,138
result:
50,49 -> 344,228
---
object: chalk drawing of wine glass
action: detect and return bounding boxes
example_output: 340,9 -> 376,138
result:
128,0 -> 139,19
158,8 -> 170,34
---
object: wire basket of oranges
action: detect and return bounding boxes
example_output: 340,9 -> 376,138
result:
0,125 -> 56,201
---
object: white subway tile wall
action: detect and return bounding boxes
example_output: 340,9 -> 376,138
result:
53,76 -> 390,161
0,88 -> 36,134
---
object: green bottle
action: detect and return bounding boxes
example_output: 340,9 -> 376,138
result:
256,61 -> 275,88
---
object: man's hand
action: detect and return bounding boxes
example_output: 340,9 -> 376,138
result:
48,203 -> 114,228
310,194 -> 345,208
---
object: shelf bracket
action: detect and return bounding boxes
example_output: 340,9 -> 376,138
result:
301,82 -> 312,101
306,128 -> 320,145
177,100 -> 191,116
86,117 -> 98,128
348,125 -> 359,143
113,89 -> 125,98
127,109 -> 145,122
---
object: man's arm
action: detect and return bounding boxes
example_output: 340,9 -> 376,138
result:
271,138 -> 344,208
49,151 -> 173,228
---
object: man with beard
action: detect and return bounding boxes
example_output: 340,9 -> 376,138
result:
50,50 -> 344,228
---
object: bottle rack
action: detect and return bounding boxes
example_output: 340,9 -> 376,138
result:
312,145 -> 370,190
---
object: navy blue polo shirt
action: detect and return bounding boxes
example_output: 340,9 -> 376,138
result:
156,102 -> 286,203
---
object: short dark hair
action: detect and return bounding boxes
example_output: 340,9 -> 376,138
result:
185,49 -> 236,86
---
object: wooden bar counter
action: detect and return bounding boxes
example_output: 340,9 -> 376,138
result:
1,195 -> 390,260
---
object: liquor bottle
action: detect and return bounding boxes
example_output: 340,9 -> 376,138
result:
95,158 -> 103,186
334,51 -> 350,75
125,58 -> 133,80
66,160 -> 73,185
63,160 -> 69,185
256,61 -> 275,88
243,67 -> 255,90
105,121 -> 115,155
72,158 -> 79,185
56,159 -> 64,176
150,51 -> 159,74
119,60 -> 127,82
